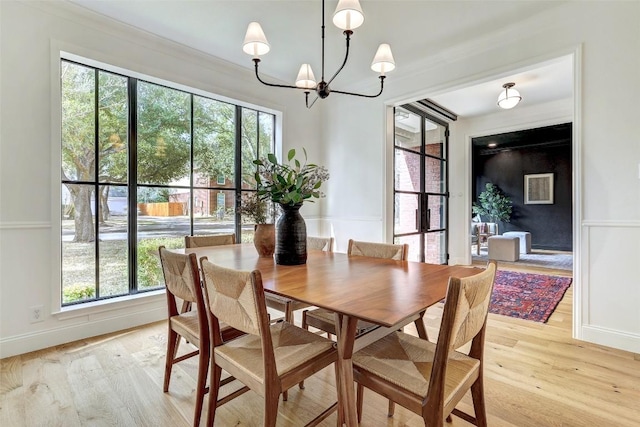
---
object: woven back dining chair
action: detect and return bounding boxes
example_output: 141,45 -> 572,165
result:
185,233 -> 236,248
306,236 -> 334,252
302,239 -> 409,339
199,257 -> 338,427
263,235 -> 334,400
300,239 -> 410,412
347,239 -> 408,260
352,261 -> 498,426
158,246 -> 243,427
182,233 -> 236,314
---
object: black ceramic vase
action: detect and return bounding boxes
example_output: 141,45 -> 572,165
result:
275,203 -> 307,265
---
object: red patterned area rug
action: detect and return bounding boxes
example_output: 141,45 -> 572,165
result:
490,270 -> 573,323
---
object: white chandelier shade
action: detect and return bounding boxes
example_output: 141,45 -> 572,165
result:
497,82 -> 522,109
242,22 -> 270,57
371,43 -> 396,74
295,64 -> 317,89
333,0 -> 365,31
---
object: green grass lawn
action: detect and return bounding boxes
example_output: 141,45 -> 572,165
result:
61,216 -> 257,304
62,229 -> 253,304
62,236 -> 183,304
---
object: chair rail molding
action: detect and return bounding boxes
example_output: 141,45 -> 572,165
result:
582,220 -> 640,228
0,221 -> 51,230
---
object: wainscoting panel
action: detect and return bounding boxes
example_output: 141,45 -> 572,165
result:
325,216 -> 385,253
580,221 -> 640,353
0,222 -> 167,358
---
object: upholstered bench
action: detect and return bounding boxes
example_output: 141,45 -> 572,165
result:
503,231 -> 532,254
488,235 -> 519,262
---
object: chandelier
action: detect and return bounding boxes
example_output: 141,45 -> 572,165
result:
242,0 -> 395,108
497,82 -> 522,109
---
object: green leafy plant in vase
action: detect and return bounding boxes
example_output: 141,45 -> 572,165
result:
472,182 -> 512,224
254,148 -> 329,264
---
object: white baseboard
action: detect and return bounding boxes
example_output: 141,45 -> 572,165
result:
581,325 -> 640,354
0,307 -> 166,359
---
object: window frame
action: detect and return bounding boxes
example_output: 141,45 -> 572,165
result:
54,52 -> 281,313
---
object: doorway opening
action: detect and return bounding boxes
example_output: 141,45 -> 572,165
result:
470,123 -> 573,272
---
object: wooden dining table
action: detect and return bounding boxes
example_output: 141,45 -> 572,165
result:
182,243 -> 480,426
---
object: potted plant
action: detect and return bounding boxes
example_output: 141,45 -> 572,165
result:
472,182 -> 513,224
254,148 -> 329,265
238,192 -> 275,257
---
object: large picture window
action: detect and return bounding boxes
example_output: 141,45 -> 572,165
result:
60,59 -> 276,306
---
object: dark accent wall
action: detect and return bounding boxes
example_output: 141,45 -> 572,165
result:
472,123 -> 572,251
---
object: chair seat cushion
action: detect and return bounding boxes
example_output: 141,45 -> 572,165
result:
305,308 -> 379,335
353,332 -> 480,402
171,310 -> 242,345
170,310 -> 200,345
214,321 -> 335,385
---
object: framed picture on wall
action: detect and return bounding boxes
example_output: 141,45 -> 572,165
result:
524,173 -> 554,204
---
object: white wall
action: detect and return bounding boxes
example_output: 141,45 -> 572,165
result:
322,2 -> 640,353
0,1 -> 324,357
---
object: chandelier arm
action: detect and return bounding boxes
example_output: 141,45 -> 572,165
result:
331,76 -> 386,98
253,59 -> 309,91
326,31 -> 352,87
305,92 -> 320,109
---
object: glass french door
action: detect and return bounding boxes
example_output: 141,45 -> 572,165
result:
393,105 -> 449,264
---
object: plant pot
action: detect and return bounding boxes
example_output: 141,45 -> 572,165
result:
254,224 -> 275,258
275,203 -> 307,265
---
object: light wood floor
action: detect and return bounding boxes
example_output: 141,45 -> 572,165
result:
2,264 -> 639,426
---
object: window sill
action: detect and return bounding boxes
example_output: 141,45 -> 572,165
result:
53,290 -> 166,321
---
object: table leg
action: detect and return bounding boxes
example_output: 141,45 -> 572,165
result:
414,310 -> 429,340
334,313 -> 358,427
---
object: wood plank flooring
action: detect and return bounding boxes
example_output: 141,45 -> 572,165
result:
1,263 -> 639,426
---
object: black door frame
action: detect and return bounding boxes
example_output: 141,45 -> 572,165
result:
393,104 -> 451,264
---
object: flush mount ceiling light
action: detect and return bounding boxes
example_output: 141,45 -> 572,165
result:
497,82 -> 522,109
243,0 -> 395,109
